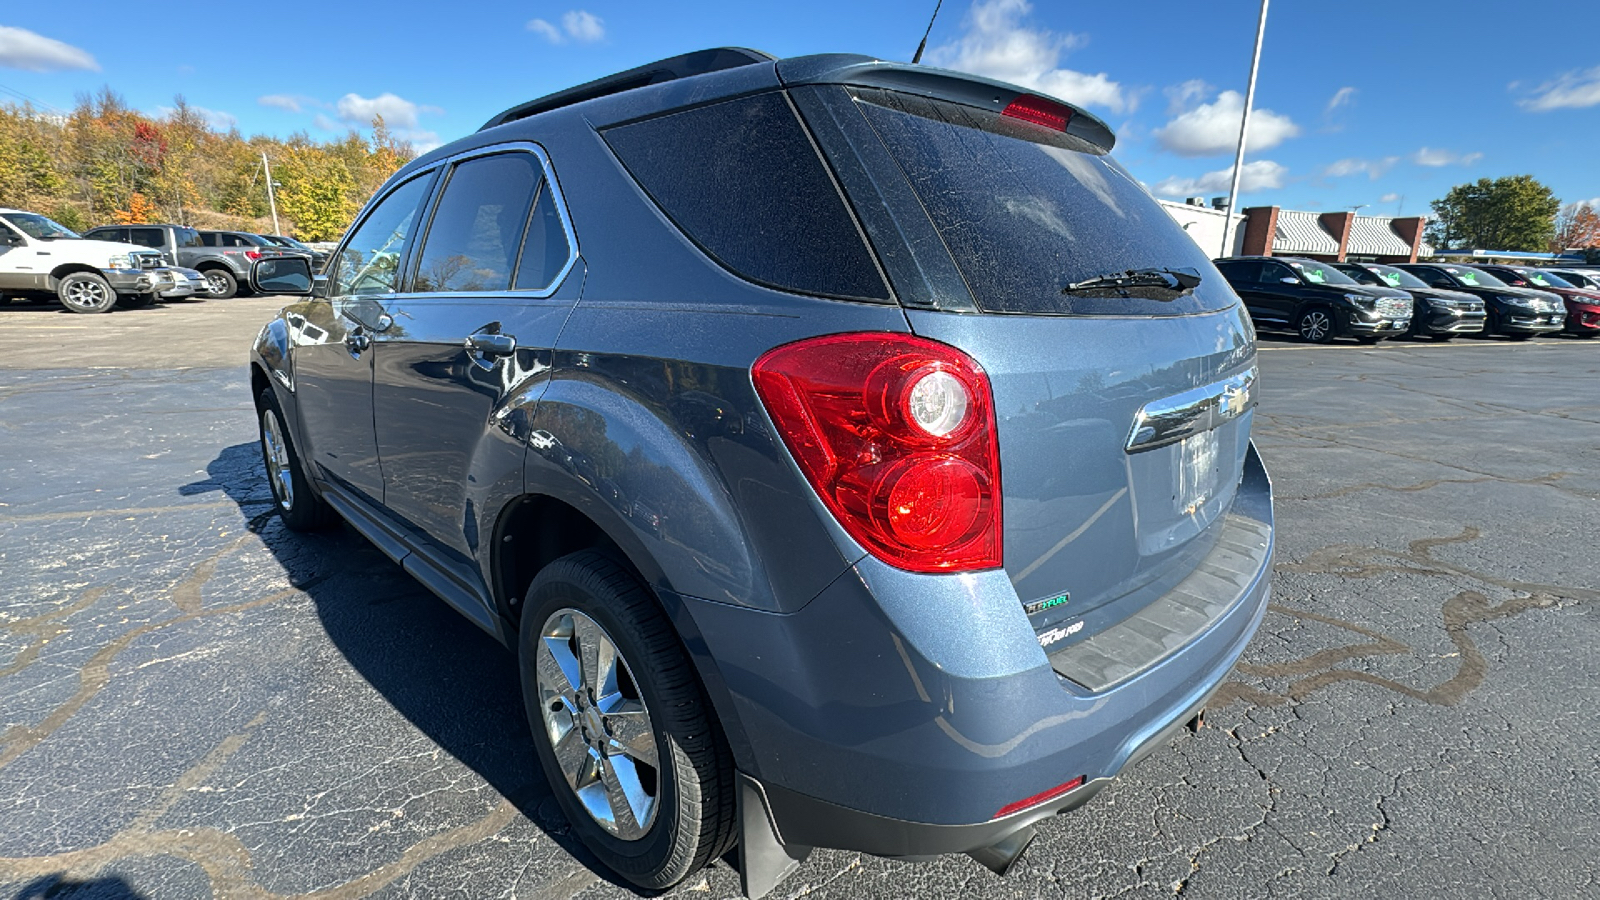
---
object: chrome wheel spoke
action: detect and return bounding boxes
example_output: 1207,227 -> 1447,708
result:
604,704 -> 659,770
538,629 -> 582,696
572,614 -> 614,697
599,755 -> 645,835
551,722 -> 595,791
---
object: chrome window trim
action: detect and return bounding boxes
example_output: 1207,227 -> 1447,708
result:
403,142 -> 579,301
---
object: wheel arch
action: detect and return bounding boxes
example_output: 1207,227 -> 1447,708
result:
47,264 -> 110,291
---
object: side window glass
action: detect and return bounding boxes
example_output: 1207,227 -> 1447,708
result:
514,181 -> 573,291
199,233 -> 219,247
1417,268 -> 1449,287
414,153 -> 543,293
1264,262 -> 1295,283
335,175 -> 433,296
178,229 -> 202,248
129,228 -> 164,248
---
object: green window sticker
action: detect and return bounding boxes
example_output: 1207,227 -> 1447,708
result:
1303,267 -> 1327,284
1454,270 -> 1479,285
1529,273 -> 1550,285
1381,272 -> 1402,287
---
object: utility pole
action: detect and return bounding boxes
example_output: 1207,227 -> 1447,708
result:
262,151 -> 281,236
1221,0 -> 1270,257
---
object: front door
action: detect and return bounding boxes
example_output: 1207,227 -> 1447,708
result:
292,173 -> 435,502
1257,259 -> 1304,325
372,147 -> 582,560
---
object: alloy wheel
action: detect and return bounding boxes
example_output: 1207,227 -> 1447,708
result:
206,272 -> 231,296
260,409 -> 295,511
63,279 -> 109,311
1300,311 -> 1331,342
534,608 -> 660,840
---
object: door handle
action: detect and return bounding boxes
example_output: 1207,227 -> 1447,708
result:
465,332 -> 516,357
344,330 -> 370,355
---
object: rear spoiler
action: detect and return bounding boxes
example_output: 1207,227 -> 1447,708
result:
776,54 -> 1116,153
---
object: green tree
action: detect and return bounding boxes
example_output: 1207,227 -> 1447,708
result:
1426,176 -> 1561,252
275,144 -> 358,241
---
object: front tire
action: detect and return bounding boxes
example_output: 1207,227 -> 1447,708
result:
1297,307 -> 1337,344
257,388 -> 337,531
520,552 -> 736,891
57,272 -> 117,313
203,268 -> 238,299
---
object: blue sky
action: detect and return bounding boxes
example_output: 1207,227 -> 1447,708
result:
3,1 -> 1598,216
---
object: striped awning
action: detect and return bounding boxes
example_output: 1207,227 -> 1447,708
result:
1273,210 -> 1339,255
1347,216 -> 1413,256
1418,239 -> 1436,257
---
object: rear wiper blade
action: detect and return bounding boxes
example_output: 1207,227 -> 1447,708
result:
1062,267 -> 1201,297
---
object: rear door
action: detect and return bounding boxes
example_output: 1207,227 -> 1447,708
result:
371,145 -> 582,560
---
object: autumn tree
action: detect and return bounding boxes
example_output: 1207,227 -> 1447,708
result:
1426,176 -> 1561,252
1552,203 -> 1600,251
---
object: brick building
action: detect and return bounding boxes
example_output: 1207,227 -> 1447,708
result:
1237,206 -> 1430,262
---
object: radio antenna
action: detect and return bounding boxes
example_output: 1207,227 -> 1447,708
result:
911,0 -> 944,65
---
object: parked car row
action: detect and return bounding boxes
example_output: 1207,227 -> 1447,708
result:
0,206 -> 326,313
1214,254 -> 1600,343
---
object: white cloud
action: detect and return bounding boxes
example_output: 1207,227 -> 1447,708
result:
1153,89 -> 1299,157
1165,79 -> 1211,115
1412,147 -> 1482,167
1379,192 -> 1401,203
927,0 -> 1133,113
527,9 -> 606,44
1325,87 -> 1357,113
1323,156 -> 1399,180
1152,159 -> 1287,197
335,92 -> 441,129
1519,66 -> 1600,111
0,26 -> 98,72
259,94 -> 310,113
312,113 -> 339,132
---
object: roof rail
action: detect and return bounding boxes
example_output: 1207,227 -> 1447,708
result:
479,47 -> 775,131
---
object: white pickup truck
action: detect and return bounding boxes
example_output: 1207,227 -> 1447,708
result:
0,208 -> 206,313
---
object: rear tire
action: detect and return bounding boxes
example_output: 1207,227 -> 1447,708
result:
203,268 -> 238,299
57,272 -> 117,313
519,551 -> 736,891
256,388 -> 337,531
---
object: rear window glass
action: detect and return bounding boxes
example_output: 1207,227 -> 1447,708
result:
847,88 -> 1232,316
602,92 -> 888,303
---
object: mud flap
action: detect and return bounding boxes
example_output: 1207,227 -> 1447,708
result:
737,772 -> 811,899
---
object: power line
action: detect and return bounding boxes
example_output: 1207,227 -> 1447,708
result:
0,82 -> 68,116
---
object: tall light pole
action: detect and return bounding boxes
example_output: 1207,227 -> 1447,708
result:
261,151 -> 281,236
1221,0 -> 1270,257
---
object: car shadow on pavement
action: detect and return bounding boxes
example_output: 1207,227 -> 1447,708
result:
12,874 -> 147,899
185,442 -> 641,893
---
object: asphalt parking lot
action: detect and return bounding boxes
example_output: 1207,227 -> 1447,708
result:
1,299 -> 1597,899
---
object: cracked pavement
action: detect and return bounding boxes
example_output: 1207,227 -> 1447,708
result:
1,302 -> 1597,898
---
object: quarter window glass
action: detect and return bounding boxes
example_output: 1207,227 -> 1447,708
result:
602,91 -> 889,302
335,175 -> 432,296
414,153 -> 542,293
199,233 -> 220,247
128,228 -> 164,248
514,183 -> 572,290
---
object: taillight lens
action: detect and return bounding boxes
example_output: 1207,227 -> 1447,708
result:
994,776 -> 1085,819
1001,94 -> 1073,133
245,250 -> 262,260
752,333 -> 1002,573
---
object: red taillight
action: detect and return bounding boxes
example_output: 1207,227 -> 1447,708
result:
752,333 -> 1002,573
1001,94 -> 1073,132
994,776 -> 1085,819
245,250 -> 262,260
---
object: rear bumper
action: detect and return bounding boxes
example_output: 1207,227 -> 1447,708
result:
678,444 -> 1273,858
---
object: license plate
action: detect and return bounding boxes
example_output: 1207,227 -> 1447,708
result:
1174,429 -> 1220,518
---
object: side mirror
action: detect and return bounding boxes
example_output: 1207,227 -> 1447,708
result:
1279,277 -> 1299,285
250,256 -> 313,295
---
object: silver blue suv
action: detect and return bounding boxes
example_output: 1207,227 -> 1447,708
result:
248,47 -> 1274,898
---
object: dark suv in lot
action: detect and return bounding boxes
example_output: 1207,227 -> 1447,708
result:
1471,265 -> 1600,338
1330,261 -> 1485,340
1213,255 -> 1412,343
1394,263 -> 1565,339
247,48 -> 1273,898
